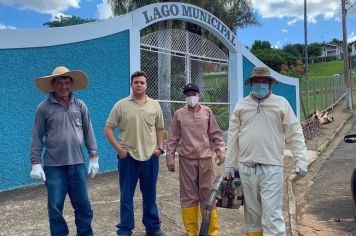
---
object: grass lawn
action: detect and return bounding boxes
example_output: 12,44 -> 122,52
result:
308,60 -> 344,79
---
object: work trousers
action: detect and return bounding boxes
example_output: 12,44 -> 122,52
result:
44,164 -> 93,236
116,154 -> 161,236
239,163 -> 286,236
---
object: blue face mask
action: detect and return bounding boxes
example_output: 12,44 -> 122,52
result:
251,83 -> 270,98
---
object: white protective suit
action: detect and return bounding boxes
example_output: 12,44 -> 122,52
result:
226,93 -> 307,236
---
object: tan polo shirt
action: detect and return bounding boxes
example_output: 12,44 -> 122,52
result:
106,95 -> 164,161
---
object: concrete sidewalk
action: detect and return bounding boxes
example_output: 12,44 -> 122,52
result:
0,152 -> 319,236
0,160 -> 245,236
1,102 -> 353,236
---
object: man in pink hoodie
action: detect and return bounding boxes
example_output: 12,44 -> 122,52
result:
166,83 -> 226,236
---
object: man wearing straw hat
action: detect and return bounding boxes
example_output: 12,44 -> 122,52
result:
225,66 -> 307,236
29,66 -> 99,236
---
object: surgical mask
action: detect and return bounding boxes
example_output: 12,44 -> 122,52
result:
251,83 -> 270,98
186,96 -> 199,107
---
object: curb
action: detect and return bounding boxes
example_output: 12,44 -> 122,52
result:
287,112 -> 354,236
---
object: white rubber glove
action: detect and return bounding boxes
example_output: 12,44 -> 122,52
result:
30,164 -> 46,182
225,167 -> 235,178
296,164 -> 307,177
88,157 -> 99,178
215,154 -> 225,166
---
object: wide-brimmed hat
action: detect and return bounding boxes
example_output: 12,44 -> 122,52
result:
183,83 -> 200,95
35,66 -> 88,93
244,67 -> 279,85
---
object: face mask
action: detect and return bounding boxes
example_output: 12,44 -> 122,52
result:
186,96 -> 199,107
251,83 -> 270,98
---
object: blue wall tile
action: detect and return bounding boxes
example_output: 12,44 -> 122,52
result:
0,31 -> 130,190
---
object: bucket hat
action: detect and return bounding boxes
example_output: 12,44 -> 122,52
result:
244,67 -> 279,85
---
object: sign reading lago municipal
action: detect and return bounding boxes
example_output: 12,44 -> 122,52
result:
134,3 -> 236,47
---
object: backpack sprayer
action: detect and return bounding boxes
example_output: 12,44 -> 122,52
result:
198,169 -> 244,236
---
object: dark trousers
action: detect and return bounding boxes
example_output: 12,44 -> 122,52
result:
116,154 -> 161,235
44,164 -> 93,236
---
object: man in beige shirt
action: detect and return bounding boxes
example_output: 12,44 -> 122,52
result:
166,83 -> 226,236
104,71 -> 165,236
225,67 -> 307,236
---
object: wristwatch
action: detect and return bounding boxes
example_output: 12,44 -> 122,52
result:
158,147 -> 165,155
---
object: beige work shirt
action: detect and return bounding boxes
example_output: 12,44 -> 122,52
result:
106,95 -> 164,161
226,94 -> 307,167
166,105 -> 226,166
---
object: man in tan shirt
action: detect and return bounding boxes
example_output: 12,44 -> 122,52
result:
225,67 -> 307,236
104,71 -> 165,236
166,83 -> 226,236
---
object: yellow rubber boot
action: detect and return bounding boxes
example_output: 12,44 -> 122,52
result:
247,232 -> 263,236
207,208 -> 219,236
181,206 -> 199,236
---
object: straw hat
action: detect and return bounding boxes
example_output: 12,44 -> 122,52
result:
35,66 -> 88,93
244,67 -> 279,85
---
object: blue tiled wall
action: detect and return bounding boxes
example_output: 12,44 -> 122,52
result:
242,56 -> 297,115
0,31 -> 130,190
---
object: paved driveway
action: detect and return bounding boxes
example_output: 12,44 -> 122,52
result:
295,115 -> 356,236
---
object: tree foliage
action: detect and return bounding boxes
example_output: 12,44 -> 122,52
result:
251,48 -> 295,72
250,41 -> 326,77
308,43 -> 322,59
251,40 -> 271,51
330,38 -> 343,47
43,15 -> 96,27
283,44 -> 301,58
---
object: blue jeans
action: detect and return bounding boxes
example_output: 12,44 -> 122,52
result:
44,164 -> 93,236
116,154 -> 161,236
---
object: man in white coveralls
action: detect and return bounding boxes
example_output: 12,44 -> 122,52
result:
225,66 -> 307,236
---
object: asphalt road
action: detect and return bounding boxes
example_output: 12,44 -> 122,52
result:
295,115 -> 356,236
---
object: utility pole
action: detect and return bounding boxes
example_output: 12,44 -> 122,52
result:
304,0 -> 310,115
342,0 -> 352,110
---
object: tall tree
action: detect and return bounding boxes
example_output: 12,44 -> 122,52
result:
307,43 -> 322,63
43,15 -> 96,27
330,38 -> 343,47
283,44 -> 302,58
251,40 -> 271,51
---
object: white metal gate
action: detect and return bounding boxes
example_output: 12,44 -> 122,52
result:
140,29 -> 229,132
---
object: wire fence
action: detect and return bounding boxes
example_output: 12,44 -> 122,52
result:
300,75 -> 345,120
140,31 -> 355,129
140,29 -> 229,133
